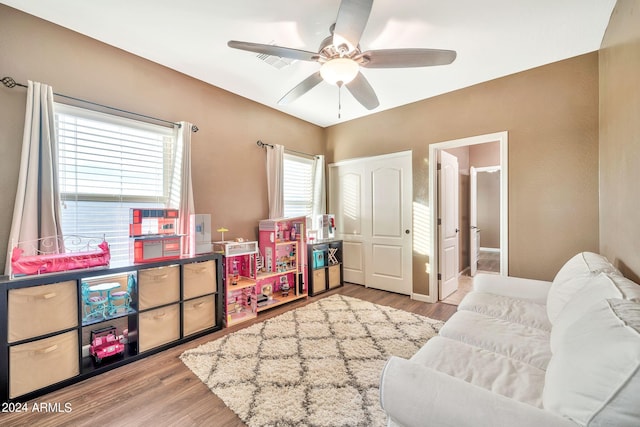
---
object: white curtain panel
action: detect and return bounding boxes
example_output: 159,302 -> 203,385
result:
266,144 -> 284,219
5,81 -> 64,275
170,121 -> 195,255
312,154 -> 326,220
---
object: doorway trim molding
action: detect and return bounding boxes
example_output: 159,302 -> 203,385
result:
427,131 -> 509,303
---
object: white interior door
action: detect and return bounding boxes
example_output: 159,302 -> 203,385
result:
329,163 -> 365,285
439,150 -> 459,299
329,151 -> 412,295
366,154 -> 412,294
470,166 -> 479,276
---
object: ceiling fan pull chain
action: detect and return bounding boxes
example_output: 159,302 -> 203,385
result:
338,82 -> 343,119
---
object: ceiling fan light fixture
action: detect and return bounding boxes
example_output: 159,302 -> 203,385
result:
320,58 -> 359,85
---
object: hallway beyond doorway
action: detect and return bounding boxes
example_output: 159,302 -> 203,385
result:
478,249 -> 500,273
440,249 -> 500,305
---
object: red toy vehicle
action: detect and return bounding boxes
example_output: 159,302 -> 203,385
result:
90,325 -> 125,364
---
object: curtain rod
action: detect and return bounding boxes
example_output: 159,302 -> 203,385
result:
256,140 -> 319,159
1,76 -> 199,132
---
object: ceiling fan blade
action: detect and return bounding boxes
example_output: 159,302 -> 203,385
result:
228,40 -> 319,62
361,48 -> 457,68
278,72 -> 324,105
345,71 -> 379,110
333,0 -> 373,51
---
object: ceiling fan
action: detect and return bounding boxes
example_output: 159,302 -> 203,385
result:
227,0 -> 457,112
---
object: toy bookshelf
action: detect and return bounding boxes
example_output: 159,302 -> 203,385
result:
256,217 -> 308,311
214,241 -> 259,327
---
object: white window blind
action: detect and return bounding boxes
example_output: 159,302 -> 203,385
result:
283,152 -> 314,218
54,103 -> 177,266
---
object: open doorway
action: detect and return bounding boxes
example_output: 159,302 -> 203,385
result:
428,131 -> 508,303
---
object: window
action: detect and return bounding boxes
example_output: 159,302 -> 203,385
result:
55,103 -> 178,266
283,152 -> 314,218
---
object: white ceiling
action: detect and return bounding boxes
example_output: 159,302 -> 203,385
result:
3,0 -> 616,127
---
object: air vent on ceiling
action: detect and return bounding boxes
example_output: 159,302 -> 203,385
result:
256,41 -> 295,69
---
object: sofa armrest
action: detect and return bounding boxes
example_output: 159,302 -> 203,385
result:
473,273 -> 552,303
380,356 -> 576,427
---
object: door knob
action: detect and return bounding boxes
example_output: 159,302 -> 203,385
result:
405,229 -> 410,234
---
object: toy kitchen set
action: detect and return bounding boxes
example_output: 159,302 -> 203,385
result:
129,208 -> 182,263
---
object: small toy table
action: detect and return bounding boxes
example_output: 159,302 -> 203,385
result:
88,282 -> 120,296
89,282 -> 120,312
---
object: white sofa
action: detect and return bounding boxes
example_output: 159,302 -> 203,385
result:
379,252 -> 640,427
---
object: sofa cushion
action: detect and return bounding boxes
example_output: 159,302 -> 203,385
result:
458,291 -> 551,332
412,336 -> 546,408
472,274 -> 552,304
440,310 -> 551,370
552,252 -> 620,286
547,252 -> 620,324
543,299 -> 640,426
550,273 -> 640,353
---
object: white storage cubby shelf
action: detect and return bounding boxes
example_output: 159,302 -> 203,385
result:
0,253 -> 223,402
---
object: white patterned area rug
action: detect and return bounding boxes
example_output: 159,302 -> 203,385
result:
180,294 -> 443,427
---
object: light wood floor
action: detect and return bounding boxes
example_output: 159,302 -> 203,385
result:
440,274 -> 474,305
2,283 -> 456,427
439,251 -> 501,305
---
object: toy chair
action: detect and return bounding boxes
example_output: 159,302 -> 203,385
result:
109,274 -> 135,315
81,282 -> 108,322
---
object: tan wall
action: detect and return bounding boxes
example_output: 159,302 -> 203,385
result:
470,141 -> 500,168
327,53 -> 600,294
0,5 -> 325,274
599,0 -> 640,282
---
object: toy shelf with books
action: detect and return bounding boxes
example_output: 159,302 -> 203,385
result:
307,239 -> 344,296
214,241 -> 259,327
256,217 -> 309,311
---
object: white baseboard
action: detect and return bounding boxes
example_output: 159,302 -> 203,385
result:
459,266 -> 470,276
480,247 -> 501,253
411,292 -> 436,303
